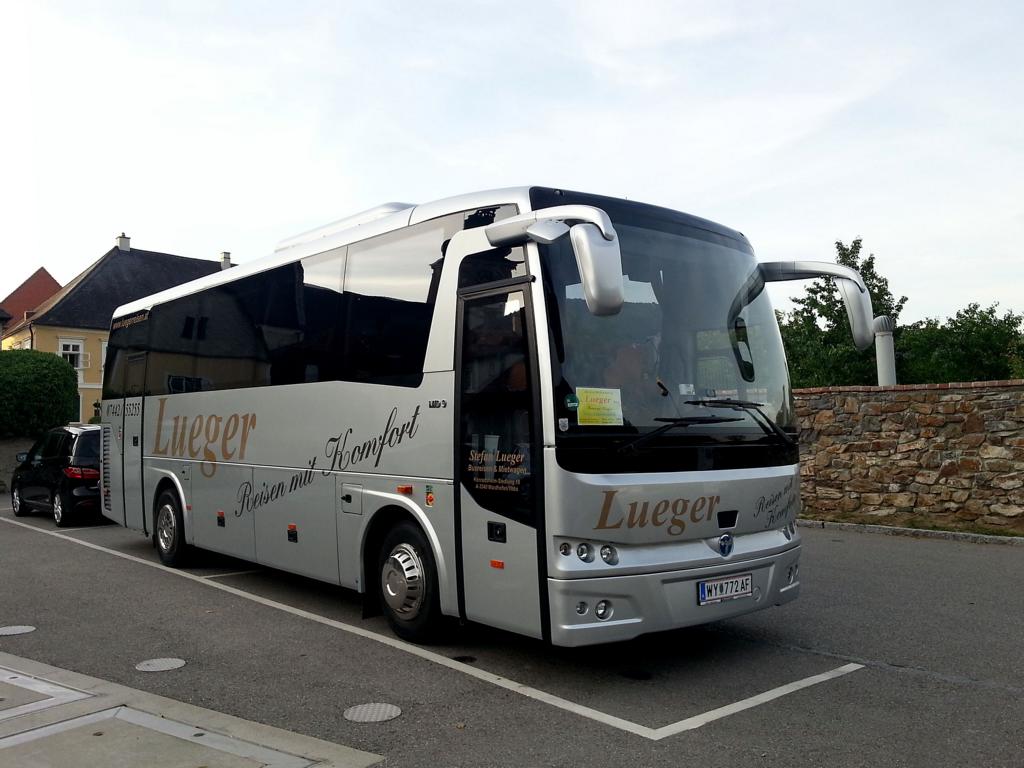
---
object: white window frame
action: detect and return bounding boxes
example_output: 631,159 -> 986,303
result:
58,337 -> 86,383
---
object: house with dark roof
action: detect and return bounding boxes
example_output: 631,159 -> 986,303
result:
1,234 -> 228,421
0,267 -> 62,334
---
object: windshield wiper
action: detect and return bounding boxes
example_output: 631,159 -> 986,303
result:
684,398 -> 797,448
616,415 -> 743,454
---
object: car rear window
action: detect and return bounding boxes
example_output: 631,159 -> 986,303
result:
74,431 -> 100,460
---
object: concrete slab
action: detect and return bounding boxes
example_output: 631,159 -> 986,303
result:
0,653 -> 381,768
0,680 -> 49,711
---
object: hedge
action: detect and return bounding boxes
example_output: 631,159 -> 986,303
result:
0,349 -> 79,438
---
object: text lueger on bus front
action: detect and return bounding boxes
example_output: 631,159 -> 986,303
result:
594,488 -> 722,537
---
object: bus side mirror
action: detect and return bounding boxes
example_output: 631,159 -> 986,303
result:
760,261 -> 875,350
484,204 -> 624,316
569,223 -> 624,316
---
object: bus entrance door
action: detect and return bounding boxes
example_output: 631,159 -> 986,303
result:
456,286 -> 544,640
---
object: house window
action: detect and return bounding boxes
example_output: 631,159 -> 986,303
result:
58,338 -> 86,382
101,341 -> 108,368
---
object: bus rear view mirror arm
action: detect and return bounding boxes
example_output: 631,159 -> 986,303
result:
484,205 -> 616,246
485,205 -> 624,316
760,261 -> 875,351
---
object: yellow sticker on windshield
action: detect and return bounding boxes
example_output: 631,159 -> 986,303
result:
576,388 -> 624,426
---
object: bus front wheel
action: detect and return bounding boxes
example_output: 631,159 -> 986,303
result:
378,522 -> 443,643
155,490 -> 189,567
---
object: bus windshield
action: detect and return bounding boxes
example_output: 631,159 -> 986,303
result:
541,205 -> 794,448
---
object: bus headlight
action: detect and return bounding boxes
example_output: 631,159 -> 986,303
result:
559,542 -> 572,556
599,545 -> 618,565
577,543 -> 594,562
595,600 -> 613,620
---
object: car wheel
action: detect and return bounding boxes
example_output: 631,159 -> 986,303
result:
154,490 -> 189,567
53,490 -> 73,528
378,521 -> 444,643
12,485 -> 28,517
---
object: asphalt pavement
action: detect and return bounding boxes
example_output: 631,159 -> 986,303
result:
0,505 -> 1021,767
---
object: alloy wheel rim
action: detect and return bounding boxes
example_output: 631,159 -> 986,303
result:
12,489 -> 19,513
157,504 -> 175,553
381,543 -> 424,619
53,494 -> 62,523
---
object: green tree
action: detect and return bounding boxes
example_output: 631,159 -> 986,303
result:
779,239 -> 907,388
0,349 -> 79,438
898,303 -> 1024,383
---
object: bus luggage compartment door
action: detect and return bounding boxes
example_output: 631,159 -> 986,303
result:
252,467 -> 341,584
191,464 -> 255,561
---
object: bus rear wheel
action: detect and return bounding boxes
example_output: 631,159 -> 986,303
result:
155,490 -> 189,567
378,522 -> 443,643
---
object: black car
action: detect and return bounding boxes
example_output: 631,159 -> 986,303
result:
11,425 -> 102,527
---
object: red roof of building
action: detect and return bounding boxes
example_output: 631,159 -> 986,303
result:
0,267 -> 61,326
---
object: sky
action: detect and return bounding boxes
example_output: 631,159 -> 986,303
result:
2,0 -> 1022,324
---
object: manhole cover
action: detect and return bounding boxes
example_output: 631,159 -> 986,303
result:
0,626 -> 36,636
344,703 -> 401,723
135,658 -> 186,672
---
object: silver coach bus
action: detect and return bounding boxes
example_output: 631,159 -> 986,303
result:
100,187 -> 873,647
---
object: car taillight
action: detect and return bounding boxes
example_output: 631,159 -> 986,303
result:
64,466 -> 100,480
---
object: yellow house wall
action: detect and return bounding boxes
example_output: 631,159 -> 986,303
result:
0,327 -> 32,351
2,324 -> 110,422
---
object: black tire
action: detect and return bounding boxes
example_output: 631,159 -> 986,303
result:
378,521 -> 444,643
11,485 -> 29,517
53,489 -> 74,528
154,490 -> 189,567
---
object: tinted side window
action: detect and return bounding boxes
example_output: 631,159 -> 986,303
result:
146,293 -> 203,395
194,253 -> 348,390
459,289 -> 535,524
112,206 -> 519,395
74,431 -> 100,460
457,246 -> 527,289
103,312 -> 150,399
41,430 -> 68,460
193,269 -> 279,392
341,219 -> 454,386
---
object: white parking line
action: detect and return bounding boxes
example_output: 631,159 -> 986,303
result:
0,513 -> 863,740
202,569 -> 263,580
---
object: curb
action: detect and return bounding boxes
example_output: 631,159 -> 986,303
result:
796,518 -> 1024,546
0,651 -> 382,767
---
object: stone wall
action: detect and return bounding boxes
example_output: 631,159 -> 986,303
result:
795,380 -> 1024,535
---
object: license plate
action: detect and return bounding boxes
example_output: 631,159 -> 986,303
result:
698,572 -> 753,605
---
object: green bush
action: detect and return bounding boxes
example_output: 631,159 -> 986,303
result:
0,349 -> 79,438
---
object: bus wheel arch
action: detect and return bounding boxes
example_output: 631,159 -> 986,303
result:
152,480 -> 190,567
362,507 -> 445,642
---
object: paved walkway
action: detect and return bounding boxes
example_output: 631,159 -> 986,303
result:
0,651 -> 381,767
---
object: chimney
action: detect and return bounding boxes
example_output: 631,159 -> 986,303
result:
116,233 -> 130,252
220,251 -> 233,270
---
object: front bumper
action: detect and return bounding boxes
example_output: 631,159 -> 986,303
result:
547,544 -> 801,646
